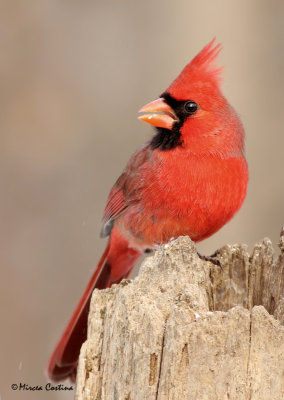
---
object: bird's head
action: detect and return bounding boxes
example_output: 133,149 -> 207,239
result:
139,40 -> 245,157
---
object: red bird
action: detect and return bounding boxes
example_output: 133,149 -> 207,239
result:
47,40 -> 248,381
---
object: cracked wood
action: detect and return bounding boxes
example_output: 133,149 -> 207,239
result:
75,232 -> 284,400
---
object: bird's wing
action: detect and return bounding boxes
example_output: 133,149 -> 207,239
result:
100,177 -> 128,237
100,144 -> 151,237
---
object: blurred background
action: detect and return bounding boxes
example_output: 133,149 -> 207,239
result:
0,0 -> 283,399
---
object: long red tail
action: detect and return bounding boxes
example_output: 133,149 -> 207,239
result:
46,229 -> 141,382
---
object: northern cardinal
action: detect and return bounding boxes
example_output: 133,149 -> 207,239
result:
46,40 -> 248,381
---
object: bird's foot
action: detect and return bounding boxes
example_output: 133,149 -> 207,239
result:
197,250 -> 221,268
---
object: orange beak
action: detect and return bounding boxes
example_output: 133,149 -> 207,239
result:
138,98 -> 178,130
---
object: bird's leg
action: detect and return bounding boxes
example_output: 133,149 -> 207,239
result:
197,249 -> 221,268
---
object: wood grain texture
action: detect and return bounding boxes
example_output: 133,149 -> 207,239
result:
75,231 -> 284,400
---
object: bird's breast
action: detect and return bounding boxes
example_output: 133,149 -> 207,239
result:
118,153 -> 248,247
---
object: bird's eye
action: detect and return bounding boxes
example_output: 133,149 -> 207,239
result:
184,101 -> 198,114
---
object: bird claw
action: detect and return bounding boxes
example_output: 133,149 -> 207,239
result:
197,250 -> 222,268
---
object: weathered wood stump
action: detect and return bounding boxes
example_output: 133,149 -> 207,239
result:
75,230 -> 284,400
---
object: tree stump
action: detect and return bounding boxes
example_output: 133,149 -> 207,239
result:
75,231 -> 284,400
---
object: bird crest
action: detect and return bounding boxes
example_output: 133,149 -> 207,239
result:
167,39 -> 223,99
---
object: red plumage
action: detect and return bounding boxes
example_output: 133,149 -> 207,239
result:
46,40 -> 248,381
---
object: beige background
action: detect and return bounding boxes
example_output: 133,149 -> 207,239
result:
0,1 -> 283,399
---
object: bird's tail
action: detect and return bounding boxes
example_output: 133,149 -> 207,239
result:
46,228 -> 141,382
